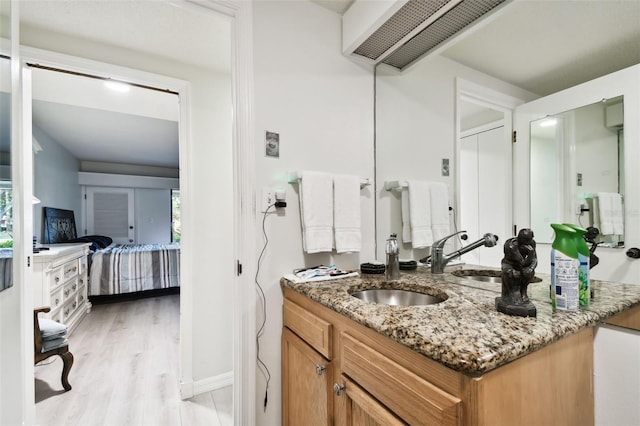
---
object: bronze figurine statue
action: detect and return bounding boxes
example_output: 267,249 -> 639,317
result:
496,228 -> 538,317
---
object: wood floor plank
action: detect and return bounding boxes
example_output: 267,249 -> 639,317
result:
34,295 -> 231,426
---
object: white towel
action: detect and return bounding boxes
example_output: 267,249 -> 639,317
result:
407,180 -> 433,248
401,189 -> 411,243
430,182 -> 450,241
611,193 -> 624,235
300,171 -> 333,253
596,192 -> 624,236
333,174 -> 361,253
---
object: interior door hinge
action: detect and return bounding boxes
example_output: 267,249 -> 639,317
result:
513,225 -> 517,236
512,130 -> 517,143
27,256 -> 31,267
237,260 -> 242,276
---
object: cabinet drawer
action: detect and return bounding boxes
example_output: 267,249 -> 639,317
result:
50,287 -> 64,310
61,299 -> 76,323
284,299 -> 332,359
63,260 -> 79,281
63,279 -> 78,300
50,266 -> 64,290
341,333 -> 462,426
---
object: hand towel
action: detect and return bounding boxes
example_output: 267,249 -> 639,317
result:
401,189 -> 411,243
596,192 -> 621,235
408,180 -> 433,248
611,193 -> 624,235
429,182 -> 450,241
333,174 -> 361,253
300,171 -> 333,253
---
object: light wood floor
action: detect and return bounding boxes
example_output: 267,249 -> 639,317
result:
34,294 -> 232,426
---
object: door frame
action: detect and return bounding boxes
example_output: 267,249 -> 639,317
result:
15,1 -> 257,425
455,78 -> 525,243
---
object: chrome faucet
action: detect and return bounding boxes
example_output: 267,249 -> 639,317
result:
424,231 -> 498,274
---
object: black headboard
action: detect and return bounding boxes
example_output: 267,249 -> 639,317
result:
43,207 -> 78,244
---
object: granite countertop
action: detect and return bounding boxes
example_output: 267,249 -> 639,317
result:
280,265 -> 640,375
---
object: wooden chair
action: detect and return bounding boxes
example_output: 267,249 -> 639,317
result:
34,307 -> 74,391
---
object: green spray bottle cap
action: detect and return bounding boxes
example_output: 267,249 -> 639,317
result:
550,223 -> 578,258
562,223 -> 590,257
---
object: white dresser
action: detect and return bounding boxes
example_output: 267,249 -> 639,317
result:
33,243 -> 92,334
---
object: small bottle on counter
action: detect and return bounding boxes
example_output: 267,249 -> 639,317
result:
385,233 -> 400,280
550,224 -> 579,311
563,223 -> 590,306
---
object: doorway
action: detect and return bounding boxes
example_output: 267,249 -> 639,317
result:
17,0 -> 241,423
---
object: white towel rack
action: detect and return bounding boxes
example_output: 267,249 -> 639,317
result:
288,171 -> 371,189
384,180 -> 408,191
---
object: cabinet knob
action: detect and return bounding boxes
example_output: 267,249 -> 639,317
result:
315,364 -> 326,375
626,248 -> 640,259
333,383 -> 345,396
55,277 -> 60,282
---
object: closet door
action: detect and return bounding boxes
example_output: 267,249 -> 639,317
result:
460,126 -> 506,267
86,187 -> 135,244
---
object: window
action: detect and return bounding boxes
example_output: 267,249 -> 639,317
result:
171,189 -> 181,243
0,181 -> 13,245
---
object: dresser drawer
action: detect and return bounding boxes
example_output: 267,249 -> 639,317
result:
63,260 -> 79,281
50,287 -> 64,310
63,279 -> 78,300
341,332 -> 462,426
284,299 -> 332,359
50,266 -> 64,290
61,299 -> 76,323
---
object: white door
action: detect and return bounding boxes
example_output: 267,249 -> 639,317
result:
460,125 -> 507,267
86,187 -> 135,244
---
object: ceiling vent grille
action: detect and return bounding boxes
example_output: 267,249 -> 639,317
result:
352,0 -> 507,70
353,0 -> 451,60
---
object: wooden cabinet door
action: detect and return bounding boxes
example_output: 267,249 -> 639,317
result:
282,328 -> 333,426
340,376 -> 405,426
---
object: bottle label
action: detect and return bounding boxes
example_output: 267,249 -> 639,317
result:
551,250 -> 580,311
578,252 -> 589,307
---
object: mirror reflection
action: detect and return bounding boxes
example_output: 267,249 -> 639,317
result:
530,97 -> 624,246
0,54 -> 12,292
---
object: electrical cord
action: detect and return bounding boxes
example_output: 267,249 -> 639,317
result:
255,203 -> 275,411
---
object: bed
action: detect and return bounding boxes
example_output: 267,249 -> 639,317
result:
89,243 -> 180,296
43,207 -> 180,298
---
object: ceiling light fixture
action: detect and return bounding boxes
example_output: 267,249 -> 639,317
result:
104,80 -> 130,93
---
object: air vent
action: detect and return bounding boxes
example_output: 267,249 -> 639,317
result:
352,0 -> 507,70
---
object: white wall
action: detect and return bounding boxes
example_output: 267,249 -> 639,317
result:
33,125 -> 82,243
20,22 -> 234,386
252,1 -> 374,424
376,56 -> 538,260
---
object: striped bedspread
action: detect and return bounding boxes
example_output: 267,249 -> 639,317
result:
89,243 -> 180,296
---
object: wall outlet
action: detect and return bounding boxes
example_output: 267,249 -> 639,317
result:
261,187 -> 275,212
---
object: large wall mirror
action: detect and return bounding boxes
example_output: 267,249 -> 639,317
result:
529,97 -> 624,246
374,1 -> 639,264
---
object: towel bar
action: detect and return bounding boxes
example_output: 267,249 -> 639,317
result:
288,172 -> 371,189
384,180 -> 409,191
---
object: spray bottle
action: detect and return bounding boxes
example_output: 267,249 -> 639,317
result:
550,224 -> 579,311
563,223 -> 590,307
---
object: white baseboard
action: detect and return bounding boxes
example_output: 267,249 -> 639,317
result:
190,371 -> 234,396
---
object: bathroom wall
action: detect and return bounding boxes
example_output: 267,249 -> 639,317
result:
252,1 -> 375,424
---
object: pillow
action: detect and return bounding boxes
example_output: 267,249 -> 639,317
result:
41,337 -> 68,352
38,318 -> 68,339
66,235 -> 113,251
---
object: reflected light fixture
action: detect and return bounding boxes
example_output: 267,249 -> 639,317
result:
539,118 -> 557,127
104,80 -> 130,92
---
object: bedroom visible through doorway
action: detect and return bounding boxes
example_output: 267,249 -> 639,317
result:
30,65 -> 185,423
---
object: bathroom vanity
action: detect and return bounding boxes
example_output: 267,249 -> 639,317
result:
281,268 -> 640,425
